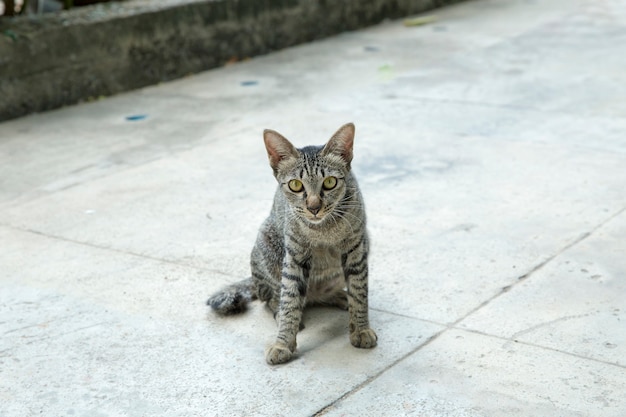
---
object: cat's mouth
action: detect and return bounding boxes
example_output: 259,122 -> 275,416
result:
307,215 -> 324,223
304,212 -> 327,224
302,205 -> 339,225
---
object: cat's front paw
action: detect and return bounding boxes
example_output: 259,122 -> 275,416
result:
265,342 -> 294,365
350,328 -> 378,349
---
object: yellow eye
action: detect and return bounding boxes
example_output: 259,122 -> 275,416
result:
322,176 -> 337,190
288,179 -> 303,192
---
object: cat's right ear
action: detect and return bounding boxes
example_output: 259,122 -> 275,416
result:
263,129 -> 299,174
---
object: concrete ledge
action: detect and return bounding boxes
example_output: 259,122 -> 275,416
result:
0,0 -> 463,121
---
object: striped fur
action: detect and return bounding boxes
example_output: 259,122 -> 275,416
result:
207,123 -> 377,365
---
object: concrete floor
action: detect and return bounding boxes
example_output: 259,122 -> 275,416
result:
1,0 -> 626,415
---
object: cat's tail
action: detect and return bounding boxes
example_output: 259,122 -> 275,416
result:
207,277 -> 257,315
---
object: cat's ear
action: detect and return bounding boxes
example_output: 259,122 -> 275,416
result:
322,123 -> 355,166
263,129 -> 299,173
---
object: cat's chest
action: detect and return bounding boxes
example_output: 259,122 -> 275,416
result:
297,220 -> 352,247
308,246 -> 342,282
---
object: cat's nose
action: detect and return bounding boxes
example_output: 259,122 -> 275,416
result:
307,203 -> 321,215
306,197 -> 322,215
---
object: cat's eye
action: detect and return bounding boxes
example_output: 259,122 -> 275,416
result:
322,176 -> 338,190
288,179 -> 304,192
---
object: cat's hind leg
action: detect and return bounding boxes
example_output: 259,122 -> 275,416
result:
257,279 -> 280,316
328,289 -> 349,310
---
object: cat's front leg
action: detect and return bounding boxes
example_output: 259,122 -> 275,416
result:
265,254 -> 309,365
344,235 -> 377,349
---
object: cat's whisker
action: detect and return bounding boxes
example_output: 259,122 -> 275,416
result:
334,207 -> 363,222
330,211 -> 358,235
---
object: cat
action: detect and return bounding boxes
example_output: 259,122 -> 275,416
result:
207,122 -> 377,365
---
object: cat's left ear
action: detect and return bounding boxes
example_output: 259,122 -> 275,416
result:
322,122 -> 355,167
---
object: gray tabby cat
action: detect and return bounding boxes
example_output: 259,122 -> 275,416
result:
207,123 -> 377,365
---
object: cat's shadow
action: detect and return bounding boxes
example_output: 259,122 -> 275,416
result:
296,306 -> 350,355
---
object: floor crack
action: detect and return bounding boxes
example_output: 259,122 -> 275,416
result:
508,313 -> 590,341
310,329 -> 447,417
453,205 -> 626,327
0,222 -> 237,279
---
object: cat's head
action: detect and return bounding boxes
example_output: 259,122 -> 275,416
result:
263,123 -> 356,225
